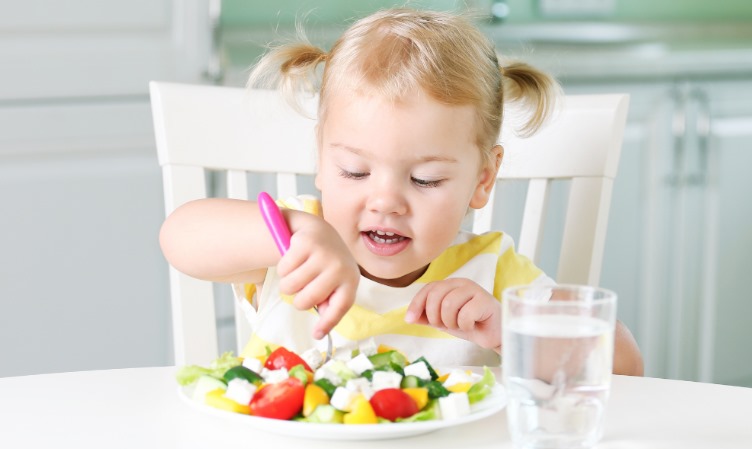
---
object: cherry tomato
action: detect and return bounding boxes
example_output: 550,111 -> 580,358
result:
369,388 -> 419,421
264,346 -> 313,372
249,378 -> 305,420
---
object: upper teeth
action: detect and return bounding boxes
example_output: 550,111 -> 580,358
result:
375,230 -> 395,236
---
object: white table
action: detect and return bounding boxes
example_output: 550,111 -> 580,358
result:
1,367 -> 750,448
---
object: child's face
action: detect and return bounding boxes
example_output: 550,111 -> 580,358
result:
315,89 -> 496,287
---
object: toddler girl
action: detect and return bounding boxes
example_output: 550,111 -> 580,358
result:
160,8 -> 642,374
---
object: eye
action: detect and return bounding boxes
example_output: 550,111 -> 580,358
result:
411,177 -> 444,188
339,168 -> 369,180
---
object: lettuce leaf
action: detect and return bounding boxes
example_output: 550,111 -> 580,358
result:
397,400 -> 439,422
175,352 -> 242,386
466,366 -> 496,404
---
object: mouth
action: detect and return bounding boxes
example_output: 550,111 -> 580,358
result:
364,229 -> 408,244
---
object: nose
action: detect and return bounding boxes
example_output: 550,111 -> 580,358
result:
366,180 -> 408,216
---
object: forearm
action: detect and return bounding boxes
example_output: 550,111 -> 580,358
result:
613,320 -> 644,376
159,198 -> 283,283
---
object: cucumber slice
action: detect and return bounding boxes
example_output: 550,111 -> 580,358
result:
367,351 -> 407,370
307,404 -> 344,424
400,375 -> 424,388
223,366 -> 263,385
191,375 -> 227,402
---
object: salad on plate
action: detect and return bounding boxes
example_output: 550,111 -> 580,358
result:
176,340 -> 501,426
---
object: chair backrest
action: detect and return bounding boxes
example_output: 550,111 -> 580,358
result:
150,81 -> 629,365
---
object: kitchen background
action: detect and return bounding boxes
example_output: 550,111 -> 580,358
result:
1,1 -> 750,387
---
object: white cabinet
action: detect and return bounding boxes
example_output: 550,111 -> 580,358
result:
0,1 -> 212,376
565,78 -> 752,386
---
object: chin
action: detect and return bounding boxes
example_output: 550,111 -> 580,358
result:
358,263 -> 427,288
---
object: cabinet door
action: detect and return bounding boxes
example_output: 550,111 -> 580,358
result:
0,0 -> 211,100
0,0 -> 211,376
699,79 -> 752,387
643,80 -> 752,386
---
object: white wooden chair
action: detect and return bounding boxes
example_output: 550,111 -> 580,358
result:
150,81 -> 629,365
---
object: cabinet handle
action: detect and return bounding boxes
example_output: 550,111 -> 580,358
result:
690,88 -> 711,186
204,0 -> 224,84
668,87 -> 687,186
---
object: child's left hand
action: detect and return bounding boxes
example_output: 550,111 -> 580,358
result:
405,278 -> 501,353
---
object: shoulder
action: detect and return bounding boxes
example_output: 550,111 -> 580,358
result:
448,229 -> 512,256
447,230 -> 553,298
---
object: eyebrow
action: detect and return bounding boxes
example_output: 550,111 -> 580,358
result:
329,142 -> 458,163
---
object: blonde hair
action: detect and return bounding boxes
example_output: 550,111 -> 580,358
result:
248,8 -> 560,164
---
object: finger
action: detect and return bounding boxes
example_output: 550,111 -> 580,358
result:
440,287 -> 473,330
277,256 -> 318,296
313,284 -> 356,339
405,283 -> 432,323
457,297 -> 501,349
423,282 -> 456,327
455,294 -> 485,332
315,298 -> 330,317
290,269 -> 340,310
275,243 -> 309,277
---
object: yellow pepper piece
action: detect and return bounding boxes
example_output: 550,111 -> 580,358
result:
343,396 -> 378,424
377,344 -> 396,354
303,383 -> 330,417
376,344 -> 409,361
402,387 -> 429,410
437,372 -> 450,383
204,388 -> 250,414
447,382 -> 473,393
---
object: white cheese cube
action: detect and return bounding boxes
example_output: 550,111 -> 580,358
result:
330,387 -> 359,412
443,369 -> 475,388
313,362 -> 342,386
301,347 -> 324,371
439,392 -> 471,420
346,353 -> 374,375
241,357 -> 263,373
224,378 -> 257,405
371,370 -> 403,391
334,349 -> 353,362
358,338 -> 378,356
261,367 -> 289,384
403,361 -> 432,380
345,377 -> 375,400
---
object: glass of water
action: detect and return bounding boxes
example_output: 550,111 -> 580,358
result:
502,285 -> 617,449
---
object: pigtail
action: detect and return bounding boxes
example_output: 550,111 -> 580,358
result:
500,61 -> 561,138
247,38 -> 327,113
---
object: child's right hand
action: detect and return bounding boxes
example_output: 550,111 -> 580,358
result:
275,210 -> 360,340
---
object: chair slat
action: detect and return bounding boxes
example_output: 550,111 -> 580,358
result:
170,271 -> 218,366
226,170 -> 253,352
226,170 -> 249,200
557,177 -> 614,285
277,173 -> 298,199
518,178 -> 551,264
162,164 -> 218,365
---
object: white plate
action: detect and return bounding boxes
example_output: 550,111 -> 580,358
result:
178,381 -> 507,440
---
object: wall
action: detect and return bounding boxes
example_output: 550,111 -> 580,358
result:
220,0 -> 752,25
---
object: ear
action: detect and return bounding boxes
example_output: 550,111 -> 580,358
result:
469,145 -> 503,209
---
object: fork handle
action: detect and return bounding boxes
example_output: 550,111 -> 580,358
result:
257,191 -> 291,255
